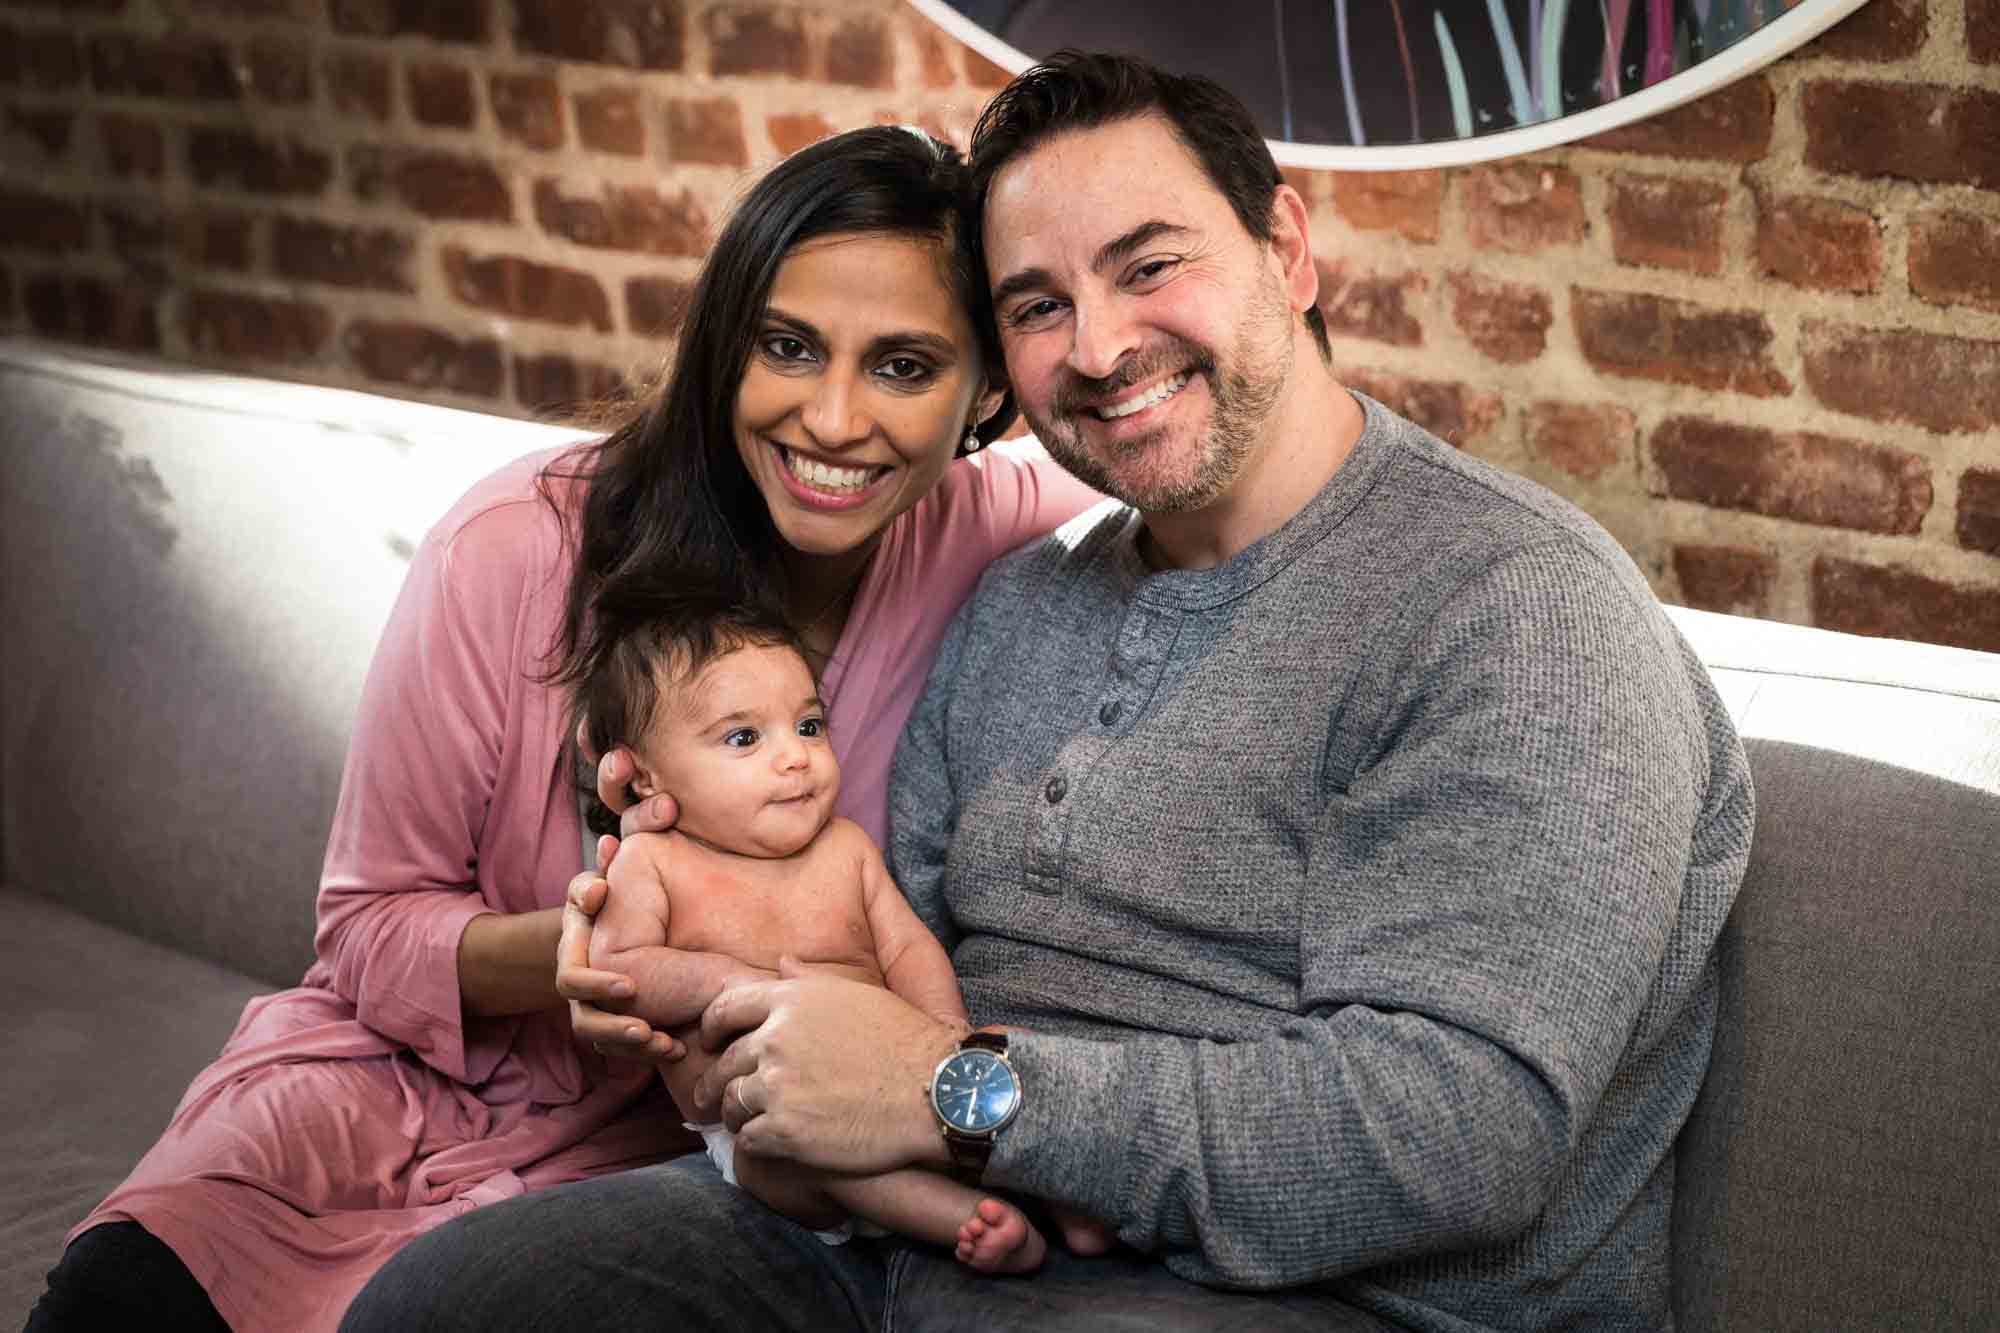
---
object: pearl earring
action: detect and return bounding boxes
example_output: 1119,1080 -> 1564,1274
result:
963,428 -> 983,454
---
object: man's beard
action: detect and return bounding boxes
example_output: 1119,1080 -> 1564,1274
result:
1026,277 -> 1291,514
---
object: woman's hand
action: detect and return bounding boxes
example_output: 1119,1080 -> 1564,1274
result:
556,858 -> 681,1062
556,737 -> 683,1061
692,958 -> 968,1174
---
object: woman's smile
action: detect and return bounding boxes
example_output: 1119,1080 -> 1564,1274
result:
769,441 -> 894,511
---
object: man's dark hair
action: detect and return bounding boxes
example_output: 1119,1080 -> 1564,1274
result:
968,50 -> 1330,361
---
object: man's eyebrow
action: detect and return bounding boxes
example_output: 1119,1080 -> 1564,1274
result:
989,220 -> 1190,312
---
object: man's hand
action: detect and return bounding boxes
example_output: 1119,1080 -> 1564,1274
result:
693,958 -> 968,1175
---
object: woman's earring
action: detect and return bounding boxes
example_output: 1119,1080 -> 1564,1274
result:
963,428 -> 983,454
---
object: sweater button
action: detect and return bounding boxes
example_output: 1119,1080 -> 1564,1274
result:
1044,774 -> 1068,804
1099,700 -> 1122,726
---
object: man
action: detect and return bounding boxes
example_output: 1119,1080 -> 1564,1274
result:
349,53 -> 1751,1331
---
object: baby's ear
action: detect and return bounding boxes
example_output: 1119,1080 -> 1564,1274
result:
626,760 -> 664,802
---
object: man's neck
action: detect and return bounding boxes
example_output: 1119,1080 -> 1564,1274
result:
1139,357 -> 1364,572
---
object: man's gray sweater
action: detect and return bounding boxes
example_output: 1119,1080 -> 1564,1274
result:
889,395 -> 1754,1329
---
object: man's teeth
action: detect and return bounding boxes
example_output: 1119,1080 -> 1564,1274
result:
1095,372 -> 1190,420
784,449 -> 880,492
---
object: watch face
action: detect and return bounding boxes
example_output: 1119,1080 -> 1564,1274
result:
931,1049 -> 1021,1135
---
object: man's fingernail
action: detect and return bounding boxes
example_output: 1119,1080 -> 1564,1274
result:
610,981 -> 635,998
626,1024 -> 645,1040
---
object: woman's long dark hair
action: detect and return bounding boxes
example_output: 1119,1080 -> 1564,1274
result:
539,126 -> 1016,711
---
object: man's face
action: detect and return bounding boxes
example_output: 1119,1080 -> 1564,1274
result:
982,114 -> 1296,513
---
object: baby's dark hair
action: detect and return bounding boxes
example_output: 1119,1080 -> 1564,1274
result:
575,591 -> 810,836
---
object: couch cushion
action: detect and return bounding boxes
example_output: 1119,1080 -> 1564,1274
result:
1664,608 -> 2000,1330
0,888 -> 273,1323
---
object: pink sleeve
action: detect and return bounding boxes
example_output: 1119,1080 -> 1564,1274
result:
966,443 -> 1105,561
312,497 -> 545,1086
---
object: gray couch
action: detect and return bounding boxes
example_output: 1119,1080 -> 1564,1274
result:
3,336 -> 1995,1329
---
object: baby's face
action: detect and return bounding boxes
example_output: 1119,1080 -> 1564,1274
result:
635,642 -> 839,858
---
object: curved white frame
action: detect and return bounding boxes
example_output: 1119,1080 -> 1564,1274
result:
908,0 -> 1871,170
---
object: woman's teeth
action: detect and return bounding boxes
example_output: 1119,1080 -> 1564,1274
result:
783,448 -> 881,492
1095,372 -> 1190,420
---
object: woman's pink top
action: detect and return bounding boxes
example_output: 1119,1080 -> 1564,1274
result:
74,443 -> 1099,1332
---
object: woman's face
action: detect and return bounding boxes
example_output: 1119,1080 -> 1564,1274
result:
734,230 -> 996,562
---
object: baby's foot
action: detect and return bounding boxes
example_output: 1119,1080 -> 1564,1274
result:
954,1197 -> 1048,1274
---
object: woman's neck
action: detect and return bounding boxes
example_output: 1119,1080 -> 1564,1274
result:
781,539 -> 878,660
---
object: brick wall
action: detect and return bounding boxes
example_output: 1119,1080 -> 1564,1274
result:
1,0 -> 1995,650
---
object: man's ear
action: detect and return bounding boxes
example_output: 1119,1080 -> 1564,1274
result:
1268,183 -> 1318,316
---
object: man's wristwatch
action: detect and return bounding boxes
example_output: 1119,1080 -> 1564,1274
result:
926,1030 -> 1022,1185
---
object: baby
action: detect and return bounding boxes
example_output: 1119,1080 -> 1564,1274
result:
579,596 -> 1081,1272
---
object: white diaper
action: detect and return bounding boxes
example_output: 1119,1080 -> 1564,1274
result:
682,1122 -> 885,1247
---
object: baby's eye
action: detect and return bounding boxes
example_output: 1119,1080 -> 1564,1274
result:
797,716 -> 826,738
723,727 -> 759,748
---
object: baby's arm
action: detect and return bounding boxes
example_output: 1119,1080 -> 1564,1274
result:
593,833 -> 775,1031
847,822 -> 968,1029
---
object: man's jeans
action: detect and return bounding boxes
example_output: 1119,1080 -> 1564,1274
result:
340,1154 -> 1393,1332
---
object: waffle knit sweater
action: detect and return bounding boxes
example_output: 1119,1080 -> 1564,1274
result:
889,395 -> 1754,1329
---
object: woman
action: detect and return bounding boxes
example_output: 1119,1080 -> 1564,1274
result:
28,127 -> 1098,1332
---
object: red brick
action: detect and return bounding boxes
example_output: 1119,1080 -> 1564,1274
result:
1909,209 -> 2000,315
441,245 -> 613,331
100,203 -> 166,268
344,319 -> 503,397
87,32 -> 241,100
1959,469 -> 2000,556
1651,416 -> 1931,535
767,111 -> 836,157
1314,262 -> 1424,347
1608,173 -> 1728,275
350,146 -> 511,221
5,107 -> 72,160
0,264 -> 12,322
105,208 -> 251,274
183,288 -> 331,363
667,96 -> 747,166
1329,170 -> 1442,244
708,6 -> 807,78
515,0 -> 683,70
195,213 -> 254,270
0,0 -> 122,9
913,21 -> 956,89
245,37 -> 311,104
272,215 -> 413,291
1572,288 -> 1791,397
1973,0 -> 2000,63
533,178 -> 706,256
23,272 -> 159,351
1810,0 -> 1927,61
1527,401 -> 1632,481
1584,74 -> 1773,162
1463,163 -> 1586,254
325,50 -> 392,122
492,72 -> 565,150
827,14 -> 892,89
1803,80 -> 2000,190
1341,368 -> 1502,448
0,24 -> 81,89
515,352 -> 630,416
964,47 -> 1012,90
1812,557 -> 2000,653
187,0 -> 301,12
98,112 -> 164,179
1802,321 -> 2000,435
575,86 -> 645,154
329,0 -> 487,43
189,128 -> 332,196
1449,272 -> 1551,365
1673,545 -> 1776,618
0,186 -> 88,252
626,274 -> 692,336
1755,193 -> 1881,292
407,61 -> 476,128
